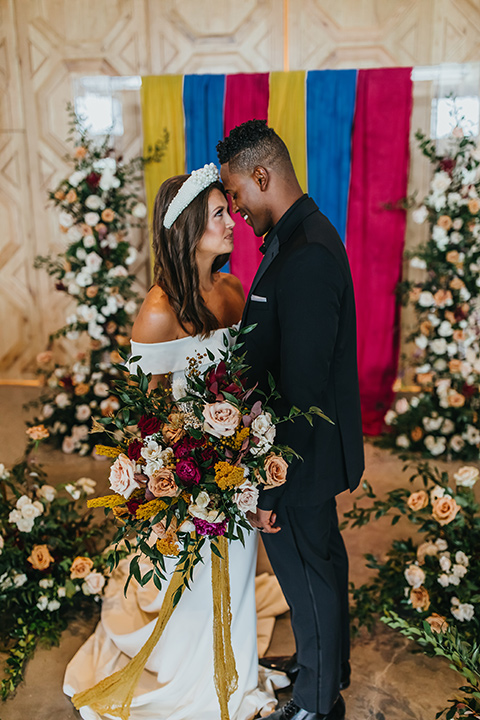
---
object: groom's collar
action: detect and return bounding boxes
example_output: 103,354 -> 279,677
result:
259,194 -> 318,254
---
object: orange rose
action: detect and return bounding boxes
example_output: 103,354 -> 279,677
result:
26,424 -> 49,441
448,391 -> 465,408
95,222 -> 107,234
437,215 -> 453,230
432,495 -> 460,525
148,468 -> 180,498
419,321 -> 432,336
468,198 -> 480,214
106,320 -> 117,334
70,556 -> 94,579
90,339 -> 102,350
74,146 -> 87,159
450,277 -> 465,290
162,413 -> 185,444
101,208 -> 115,222
416,373 -> 433,386
411,427 -> 424,442
110,350 -> 122,364
81,223 -> 93,235
449,359 -> 462,373
115,334 -> 131,347
409,586 -> 430,612
444,311 -> 456,324
28,544 -> 54,570
434,289 -> 452,307
66,189 -> 77,203
453,329 -> 465,342
263,454 -> 288,488
74,383 -> 90,396
461,303 -> 470,314
426,613 -> 448,634
445,250 -> 459,263
407,490 -> 429,511
54,189 -> 65,200
86,285 -> 99,298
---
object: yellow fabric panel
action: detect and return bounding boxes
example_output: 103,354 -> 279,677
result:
140,75 -> 185,271
268,71 -> 307,192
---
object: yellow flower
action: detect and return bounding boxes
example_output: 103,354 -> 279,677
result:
156,538 -> 180,556
214,461 -> 245,490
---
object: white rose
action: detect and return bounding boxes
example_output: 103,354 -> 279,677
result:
430,338 -> 448,355
424,436 -> 446,456
141,439 -> 163,462
441,418 -> 455,435
384,410 -> 397,426
65,483 -> 81,499
433,358 -> 448,371
410,256 -> 427,269
21,501 -> 43,520
233,482 -> 259,514
48,599 -> 61,611
395,434 -> 410,449
439,555 -> 451,572
85,252 -> 103,273
57,586 -> 66,597
83,571 -> 106,595
83,235 -> 96,249
36,595 -> 49,611
451,564 -> 467,579
13,572 -> 27,587
454,466 -> 479,488
68,170 -> 86,187
410,397 -> 420,408
404,564 -> 426,589
16,517 -> 34,532
84,212 -> 100,227
450,435 -> 465,452
67,225 -> 84,243
126,247 -> 137,265
94,382 -> 109,397
422,416 -> 443,432
438,321 -> 453,337
55,392 -> 70,408
132,202 -> 147,218
437,573 -> 450,587
85,195 -> 104,210
59,210 -> 74,228
418,292 -> 435,308
76,271 -> 93,288
455,551 -> 469,566
108,265 -> 128,278
75,477 -> 96,495
62,437 -> 77,454
76,247 -> 87,261
448,574 -> 460,586
75,404 -> 91,422
195,491 -> 210,510
435,538 -> 448,552
42,404 -> 54,419
451,601 -> 474,622
431,171 -> 451,193
430,485 -> 445,502
99,169 -> 120,192
412,206 -> 428,224
415,335 -> 429,350
39,578 -> 54,588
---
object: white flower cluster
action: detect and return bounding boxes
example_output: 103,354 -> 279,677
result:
450,597 -> 475,622
249,412 -> 276,457
65,477 -> 97,500
8,495 -> 44,533
188,491 -> 226,524
141,438 -> 174,478
437,550 -> 469,588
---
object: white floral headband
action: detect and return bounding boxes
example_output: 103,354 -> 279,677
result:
163,163 -> 220,229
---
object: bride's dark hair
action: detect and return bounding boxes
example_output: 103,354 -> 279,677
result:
152,174 -> 230,337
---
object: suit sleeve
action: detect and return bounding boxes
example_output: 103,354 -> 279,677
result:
257,243 -> 345,511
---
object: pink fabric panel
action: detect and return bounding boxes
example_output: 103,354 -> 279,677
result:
346,68 -> 413,436
223,74 -> 270,293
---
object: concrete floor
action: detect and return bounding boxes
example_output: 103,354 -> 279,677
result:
0,385 -> 469,720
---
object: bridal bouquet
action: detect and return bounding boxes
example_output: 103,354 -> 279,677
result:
89,327 -> 329,598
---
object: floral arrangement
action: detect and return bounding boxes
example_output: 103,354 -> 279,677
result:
382,124 -> 480,460
89,328 -> 330,595
344,461 -> 480,718
27,105 -> 167,454
0,454 -> 116,699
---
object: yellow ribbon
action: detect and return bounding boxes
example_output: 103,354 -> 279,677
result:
72,539 -> 237,720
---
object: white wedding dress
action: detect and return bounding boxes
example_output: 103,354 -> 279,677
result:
64,327 -> 288,720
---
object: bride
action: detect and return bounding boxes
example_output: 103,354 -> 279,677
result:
64,164 -> 286,720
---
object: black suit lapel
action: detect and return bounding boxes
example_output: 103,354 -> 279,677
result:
241,234 -> 279,324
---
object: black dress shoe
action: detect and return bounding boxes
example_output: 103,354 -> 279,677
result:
265,696 -> 345,720
260,655 -> 350,690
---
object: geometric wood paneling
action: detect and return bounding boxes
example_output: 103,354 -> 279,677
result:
2,0 -> 480,377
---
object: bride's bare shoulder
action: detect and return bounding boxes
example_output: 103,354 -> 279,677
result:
131,286 -> 183,343
215,272 -> 245,324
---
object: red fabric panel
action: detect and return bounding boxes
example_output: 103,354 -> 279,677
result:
223,74 -> 270,293
346,68 -> 413,435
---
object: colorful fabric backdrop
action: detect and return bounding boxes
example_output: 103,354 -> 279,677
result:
141,69 -> 413,435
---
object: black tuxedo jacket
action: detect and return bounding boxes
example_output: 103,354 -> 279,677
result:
241,195 -> 364,509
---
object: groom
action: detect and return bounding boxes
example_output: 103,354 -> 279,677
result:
217,121 -> 364,720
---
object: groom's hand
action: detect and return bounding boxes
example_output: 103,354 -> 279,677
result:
246,508 -> 281,534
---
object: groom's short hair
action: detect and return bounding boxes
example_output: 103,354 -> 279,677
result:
217,119 -> 294,177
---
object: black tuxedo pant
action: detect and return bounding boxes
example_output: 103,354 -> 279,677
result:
262,497 -> 350,714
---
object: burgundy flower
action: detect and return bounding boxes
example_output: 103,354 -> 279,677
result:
173,436 -> 203,459
176,458 -> 201,486
440,157 -> 456,174
56,281 -> 66,291
127,439 -> 143,461
206,361 -> 228,395
138,415 -> 162,438
85,172 -> 101,189
193,517 -> 227,537
200,445 -> 219,467
462,383 -> 477,399
126,498 -> 142,515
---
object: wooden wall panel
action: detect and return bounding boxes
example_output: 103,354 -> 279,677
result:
2,0 -> 480,377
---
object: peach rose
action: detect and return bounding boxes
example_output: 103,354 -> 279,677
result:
100,396 -> 120,417
66,189 -> 77,203
86,285 -> 99,298
90,339 -> 102,350
444,310 -> 456,324
26,424 -> 49,441
416,373 -> 433,386
106,320 -> 117,334
95,222 -> 107,234
203,401 -> 241,438
448,391 -> 465,408
468,198 -> 480,214
148,468 -> 179,498
450,277 -> 465,290
101,208 -> 115,222
70,556 -> 94,579
74,382 -> 90,396
36,351 -> 53,365
426,613 -> 448,633
452,329 -> 465,342
434,289 -> 452,307
116,334 -> 131,347
108,453 -> 141,499
416,541 -> 438,565
162,412 -> 185,444
28,544 -> 54,570
54,190 -> 65,200
461,302 -> 470,314
437,215 -> 453,230
432,495 -> 460,525
83,571 -> 106,595
446,250 -> 459,263
81,223 -> 93,235
409,286 -> 422,302
411,427 -> 424,442
448,359 -> 462,373
409,586 -> 430,612
419,321 -> 432,336
152,515 -> 178,539
74,146 -> 87,159
407,490 -> 429,511
263,454 -> 288,488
